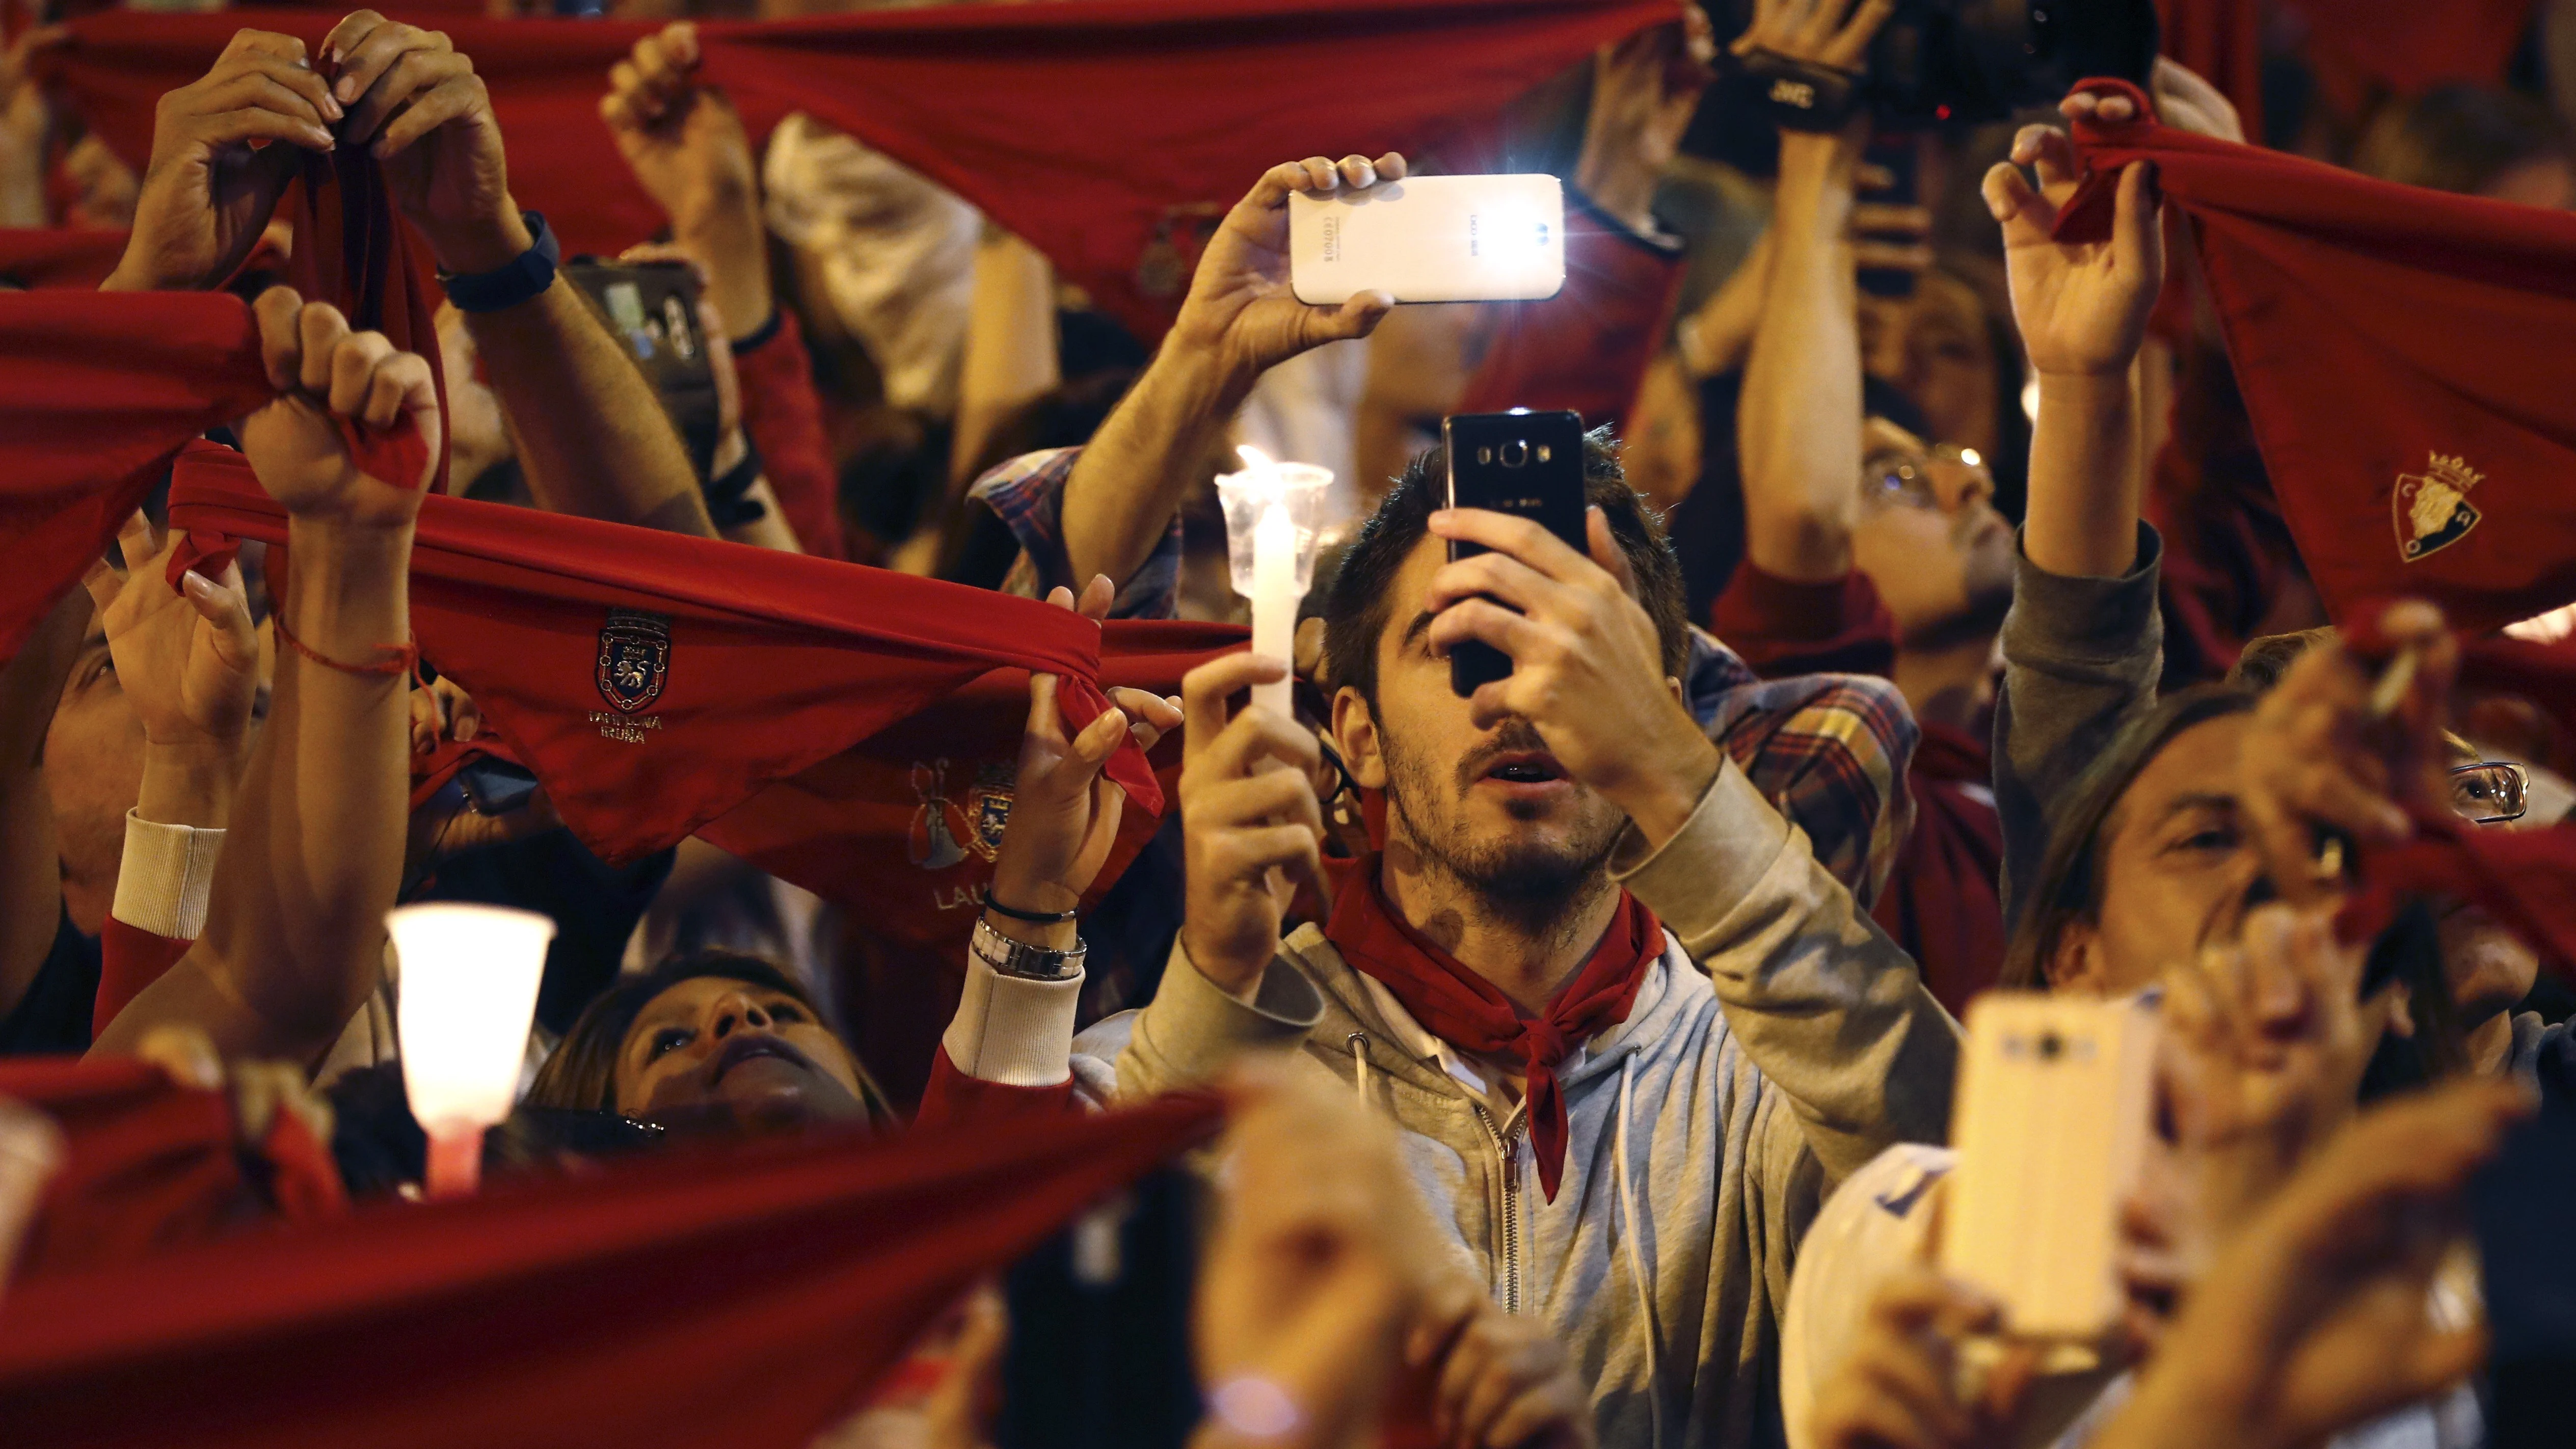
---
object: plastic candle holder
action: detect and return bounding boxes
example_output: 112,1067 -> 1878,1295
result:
1213,445 -> 1333,719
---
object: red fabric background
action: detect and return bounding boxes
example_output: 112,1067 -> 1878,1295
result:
46,0 -> 1671,342
0,1089 -> 1218,1449
2279,0 -> 2537,119
2059,83 -> 2576,635
0,227 -> 128,288
0,291 -> 271,665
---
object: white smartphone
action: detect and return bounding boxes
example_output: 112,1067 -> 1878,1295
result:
1288,174 -> 1567,306
1939,992 -> 2160,1340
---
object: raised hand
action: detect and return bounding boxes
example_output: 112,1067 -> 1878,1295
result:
81,512 -> 260,755
1808,1265 -> 2036,1449
1421,506 -> 1719,849
1980,105 -> 2163,380
1169,152 -> 1408,391
322,11 -> 523,275
2158,902 -> 2390,1265
2101,1079 -> 2530,1449
1177,652 -> 1326,997
601,22 -> 757,239
989,574 -> 1183,923
240,286 -> 440,525
104,28 -> 339,291
2238,602 -> 2459,905
1574,12 -> 1717,236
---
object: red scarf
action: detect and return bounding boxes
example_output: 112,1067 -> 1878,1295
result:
1876,721 -> 2006,1016
0,227 -> 129,288
0,147 -> 440,665
1324,858 -> 1662,1201
47,0 -> 1669,341
166,446 -> 1234,949
0,1072 -> 1217,1449
2056,79 -> 2576,636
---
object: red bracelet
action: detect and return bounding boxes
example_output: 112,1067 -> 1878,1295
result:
271,611 -> 419,679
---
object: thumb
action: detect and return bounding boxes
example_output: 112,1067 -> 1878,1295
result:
1313,290 -> 1394,345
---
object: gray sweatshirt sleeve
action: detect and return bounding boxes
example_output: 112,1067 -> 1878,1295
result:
1113,937 -> 1325,1099
1611,758 -> 1960,1186
1993,523 -> 2165,929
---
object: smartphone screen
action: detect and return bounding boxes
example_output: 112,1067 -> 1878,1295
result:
1441,410 -> 1587,697
1289,174 -> 1566,306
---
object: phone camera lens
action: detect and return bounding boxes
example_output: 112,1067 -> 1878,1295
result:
1500,440 -> 1530,468
2036,1031 -> 2063,1062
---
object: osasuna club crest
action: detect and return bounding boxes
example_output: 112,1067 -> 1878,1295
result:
596,609 -> 672,715
2394,451 -> 2485,562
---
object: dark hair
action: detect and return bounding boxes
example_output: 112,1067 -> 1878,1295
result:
2000,684 -> 2258,990
2352,83 -> 2572,196
2228,627 -> 2338,693
524,950 -> 887,1117
1320,428 -> 1691,702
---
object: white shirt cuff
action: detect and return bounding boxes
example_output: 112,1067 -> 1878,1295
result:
941,950 -> 1083,1088
110,810 -> 225,940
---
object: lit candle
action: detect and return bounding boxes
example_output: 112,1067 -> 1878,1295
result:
389,903 -> 557,1199
1250,500 -> 1298,718
1214,445 -> 1333,718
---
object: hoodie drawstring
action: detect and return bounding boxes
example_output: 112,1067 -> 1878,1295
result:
1348,1032 -> 1374,1107
1616,1055 -> 1662,1447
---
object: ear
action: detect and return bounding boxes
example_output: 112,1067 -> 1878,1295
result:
1331,684 -> 1389,790
2044,921 -> 2106,994
1666,675 -> 1688,712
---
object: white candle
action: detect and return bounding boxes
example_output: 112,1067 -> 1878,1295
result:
389,903 -> 556,1199
1250,500 -> 1297,718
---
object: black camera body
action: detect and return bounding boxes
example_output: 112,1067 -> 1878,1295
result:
1715,0 -> 2160,130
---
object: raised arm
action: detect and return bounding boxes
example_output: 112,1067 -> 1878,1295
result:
1059,153 -> 1403,593
1732,0 -> 1911,583
330,11 -> 711,536
95,288 -> 436,1065
1981,95 -> 2166,918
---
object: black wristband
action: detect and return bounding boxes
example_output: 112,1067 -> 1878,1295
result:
1733,49 -> 1865,133
438,211 -> 560,314
982,895 -> 1078,926
703,439 -> 767,528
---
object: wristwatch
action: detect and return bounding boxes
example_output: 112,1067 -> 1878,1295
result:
971,915 -> 1085,982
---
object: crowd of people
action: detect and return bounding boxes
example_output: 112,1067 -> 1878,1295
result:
0,1 -> 2572,1447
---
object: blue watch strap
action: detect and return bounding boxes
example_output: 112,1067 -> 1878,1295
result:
438,211 -> 559,314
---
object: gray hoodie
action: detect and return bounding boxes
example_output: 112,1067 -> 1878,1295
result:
1072,760 -> 1960,1449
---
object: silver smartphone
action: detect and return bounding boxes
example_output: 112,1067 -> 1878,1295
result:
1288,174 -> 1567,306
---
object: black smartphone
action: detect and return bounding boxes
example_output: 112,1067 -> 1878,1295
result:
2475,1085 -> 2576,1449
562,259 -> 723,481
996,1167 -> 1202,1449
455,757 -> 542,817
1442,410 -> 1587,697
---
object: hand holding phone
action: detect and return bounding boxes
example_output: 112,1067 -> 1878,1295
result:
1440,411 -> 1588,697
1290,175 -> 1567,306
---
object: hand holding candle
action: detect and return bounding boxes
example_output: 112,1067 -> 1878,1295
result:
1215,445 -> 1332,719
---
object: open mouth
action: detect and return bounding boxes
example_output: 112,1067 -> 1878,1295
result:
1480,750 -> 1567,787
709,1032 -> 818,1084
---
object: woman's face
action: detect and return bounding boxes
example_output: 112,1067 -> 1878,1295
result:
2050,716 -> 2260,998
613,975 -> 873,1135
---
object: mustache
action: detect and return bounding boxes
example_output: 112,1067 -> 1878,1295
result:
1454,718 -> 1553,792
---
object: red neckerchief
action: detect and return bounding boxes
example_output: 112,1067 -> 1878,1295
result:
1324,857 -> 1662,1201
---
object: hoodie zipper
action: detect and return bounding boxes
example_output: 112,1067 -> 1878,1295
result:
1471,1102 -> 1527,1314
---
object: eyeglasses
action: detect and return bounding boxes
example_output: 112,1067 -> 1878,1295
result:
2448,761 -> 2528,824
1861,443 -> 1985,514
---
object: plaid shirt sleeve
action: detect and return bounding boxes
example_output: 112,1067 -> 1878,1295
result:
967,446 -> 1184,621
1685,628 -> 1917,909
